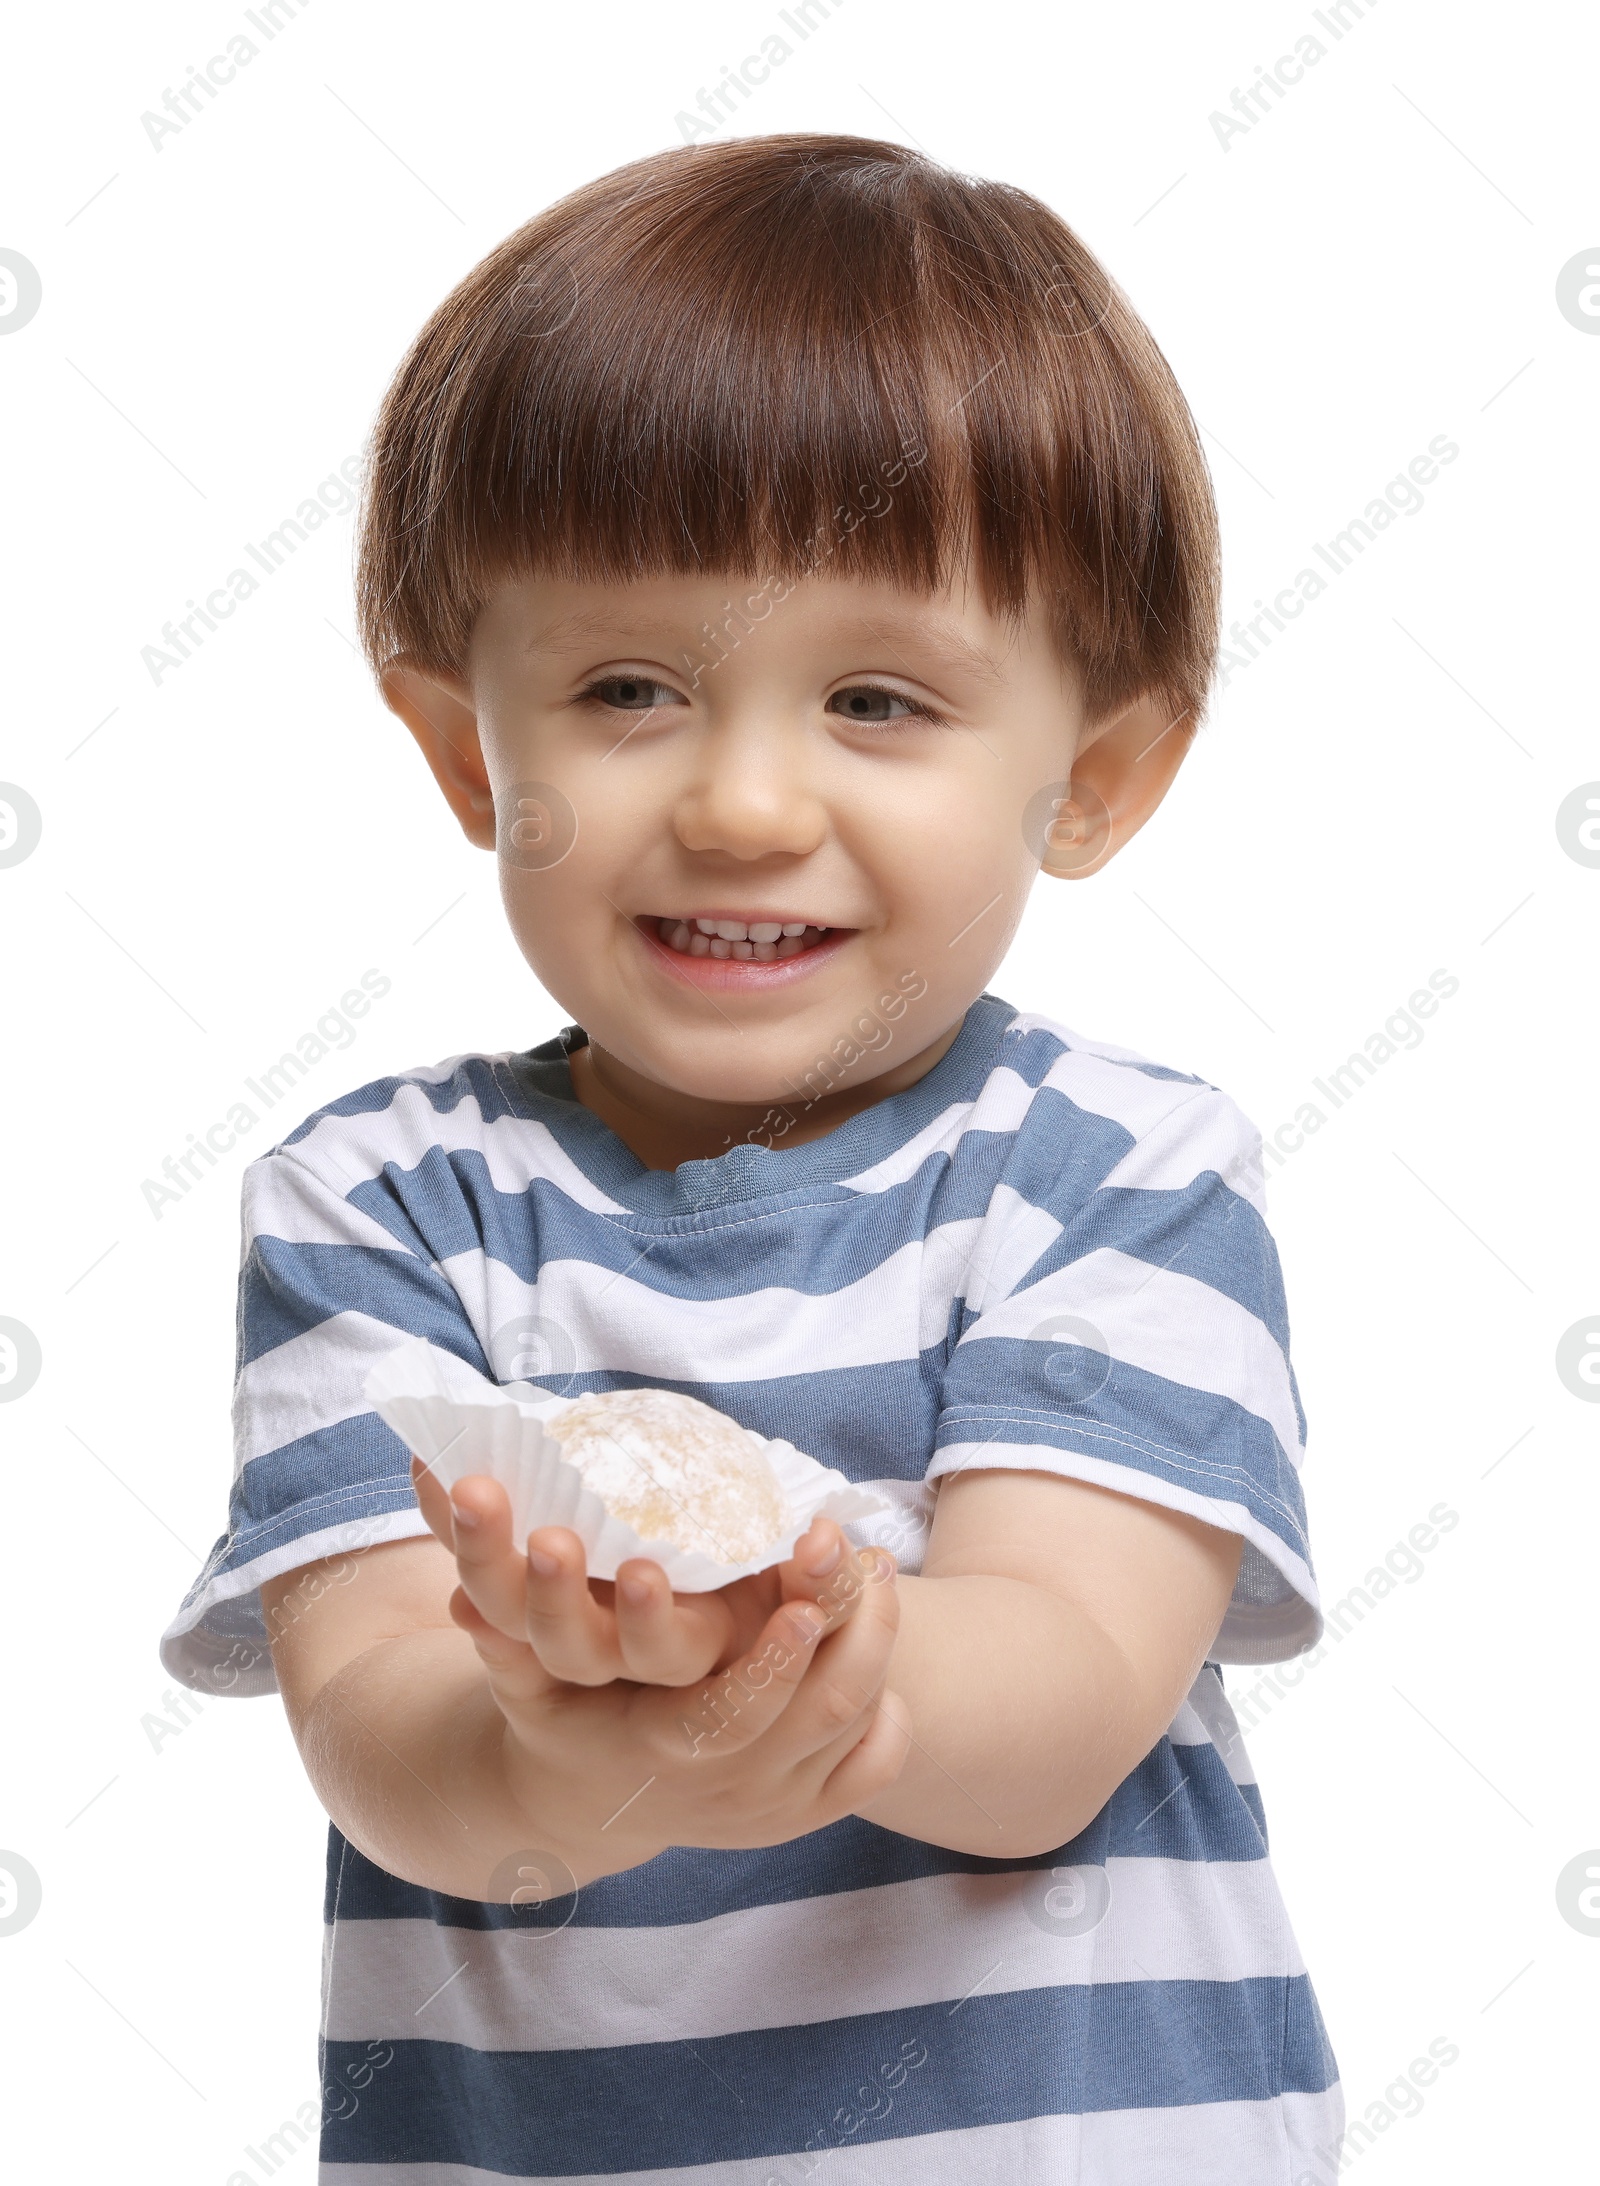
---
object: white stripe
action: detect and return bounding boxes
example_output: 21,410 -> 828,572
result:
427,1184 -> 1061,1389
963,1245 -> 1303,1467
1006,1008 -> 1165,1067
962,1054 -> 1218,1160
235,1309 -> 436,1468
930,1440 -> 1320,1662
434,1245 -> 930,1381
839,1040 -> 1215,1200
1099,1093 -> 1267,1214
322,1856 -> 1304,2054
840,1101 -> 978,1193
961,1184 -> 1063,1312
917,1218 -> 984,1348
400,1051 -> 503,1085
243,1155 -> 417,1253
319,2090 -> 1344,2186
841,1049 -> 1257,1218
1169,1673 -> 1258,1787
287,1078 -> 629,1215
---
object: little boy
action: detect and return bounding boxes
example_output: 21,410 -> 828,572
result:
163,133 -> 1341,2183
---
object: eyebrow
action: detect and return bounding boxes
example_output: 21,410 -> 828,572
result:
526,604 -> 1010,687
525,609 -> 678,653
849,614 -> 1010,688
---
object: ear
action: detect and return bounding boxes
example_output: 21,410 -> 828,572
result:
382,663 -> 497,851
1040,690 -> 1196,880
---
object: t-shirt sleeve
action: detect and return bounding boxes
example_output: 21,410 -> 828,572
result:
929,1080 -> 1319,1664
159,1147 -> 488,1696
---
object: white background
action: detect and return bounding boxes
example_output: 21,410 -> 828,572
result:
1,0 -> 1595,2178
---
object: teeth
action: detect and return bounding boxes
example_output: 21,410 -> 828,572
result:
652,915 -> 841,963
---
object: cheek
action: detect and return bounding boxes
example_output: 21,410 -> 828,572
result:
495,858 -> 598,980
866,784 -> 1033,951
494,758 -> 645,930
854,757 -> 1018,889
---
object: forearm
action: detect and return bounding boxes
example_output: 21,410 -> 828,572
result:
297,1628 -> 650,1898
850,1572 -> 1168,1856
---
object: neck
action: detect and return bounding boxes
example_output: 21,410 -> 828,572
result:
567,1022 -> 964,1171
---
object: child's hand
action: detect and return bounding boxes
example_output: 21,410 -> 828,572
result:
410,1456 -> 856,1688
409,1455 -> 909,1873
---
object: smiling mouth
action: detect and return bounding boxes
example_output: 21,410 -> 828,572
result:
641,915 -> 843,962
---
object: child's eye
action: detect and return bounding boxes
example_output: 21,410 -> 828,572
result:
827,684 -> 944,728
580,675 -> 686,712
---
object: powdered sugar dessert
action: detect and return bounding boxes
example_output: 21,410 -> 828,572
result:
545,1388 -> 787,1563
364,1337 -> 886,1587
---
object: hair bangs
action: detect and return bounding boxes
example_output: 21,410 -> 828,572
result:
357,136 -> 1220,726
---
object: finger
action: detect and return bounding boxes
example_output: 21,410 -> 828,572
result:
521,1528 -> 627,1686
410,1453 -> 457,1547
448,1585 -> 558,1706
446,1473 -> 541,1640
613,1560 -> 735,1687
779,1522 -> 883,1634
657,1597 -> 833,1762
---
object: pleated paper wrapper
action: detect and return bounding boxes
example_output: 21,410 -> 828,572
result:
364,1336 -> 888,1590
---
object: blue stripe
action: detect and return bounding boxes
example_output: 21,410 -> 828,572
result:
320,1976 -> 1337,2171
227,1413 -> 421,1544
238,1236 -> 487,1370
309,1077 -> 1258,1310
937,1365 -> 1308,1557
1030,1179 -> 1295,1354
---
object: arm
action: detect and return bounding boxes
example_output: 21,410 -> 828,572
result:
264,1463 -> 1237,1894
261,1536 -> 547,1896
856,1467 -> 1242,1854
261,1502 -> 909,1901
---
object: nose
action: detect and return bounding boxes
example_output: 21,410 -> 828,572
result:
673,718 -> 828,862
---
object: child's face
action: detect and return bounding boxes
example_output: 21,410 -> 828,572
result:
392,569 -> 1173,1116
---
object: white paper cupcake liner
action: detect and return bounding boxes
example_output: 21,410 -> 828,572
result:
363,1336 -> 888,1590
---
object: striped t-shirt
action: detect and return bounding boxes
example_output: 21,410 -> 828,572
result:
163,993 -> 1342,2183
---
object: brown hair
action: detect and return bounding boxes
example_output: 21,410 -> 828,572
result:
355,134 -> 1220,726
